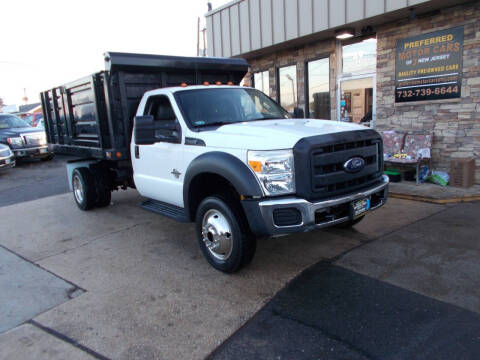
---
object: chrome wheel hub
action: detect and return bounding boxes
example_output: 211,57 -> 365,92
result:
201,209 -> 233,261
73,174 -> 84,203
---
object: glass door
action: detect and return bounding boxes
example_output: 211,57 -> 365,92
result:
338,75 -> 375,127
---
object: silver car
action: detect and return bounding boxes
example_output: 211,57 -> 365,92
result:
0,143 -> 15,170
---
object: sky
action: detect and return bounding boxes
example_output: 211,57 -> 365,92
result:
0,0 -> 232,106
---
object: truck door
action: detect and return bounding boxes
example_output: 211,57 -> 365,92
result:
131,95 -> 184,207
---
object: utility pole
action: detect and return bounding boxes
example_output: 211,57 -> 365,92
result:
197,17 -> 201,56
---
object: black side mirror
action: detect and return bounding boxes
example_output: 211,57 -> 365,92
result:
293,107 -> 305,118
134,115 -> 182,145
134,115 -> 156,145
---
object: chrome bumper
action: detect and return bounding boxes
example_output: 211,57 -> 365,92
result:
258,175 -> 389,235
12,146 -> 49,158
0,155 -> 15,169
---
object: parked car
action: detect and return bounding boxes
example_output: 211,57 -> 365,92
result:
0,143 -> 15,170
23,113 -> 44,127
0,114 -> 53,161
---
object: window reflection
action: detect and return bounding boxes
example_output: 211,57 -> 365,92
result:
307,58 -> 330,119
278,65 -> 297,113
342,37 -> 377,74
254,70 -> 269,95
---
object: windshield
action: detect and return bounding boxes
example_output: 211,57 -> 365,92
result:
175,88 -> 291,128
0,115 -> 31,129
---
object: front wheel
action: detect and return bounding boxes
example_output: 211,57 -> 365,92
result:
195,196 -> 256,273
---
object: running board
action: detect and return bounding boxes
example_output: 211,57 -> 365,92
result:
141,199 -> 189,223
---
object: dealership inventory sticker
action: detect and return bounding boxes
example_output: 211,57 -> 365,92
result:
395,27 -> 463,102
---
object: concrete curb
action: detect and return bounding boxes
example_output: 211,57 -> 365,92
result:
389,192 -> 480,204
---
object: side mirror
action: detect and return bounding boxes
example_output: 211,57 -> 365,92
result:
134,115 -> 156,145
293,107 -> 305,118
134,115 -> 182,145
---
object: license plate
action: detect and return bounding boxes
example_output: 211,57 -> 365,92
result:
39,148 -> 47,153
351,197 -> 371,218
5,159 -> 10,164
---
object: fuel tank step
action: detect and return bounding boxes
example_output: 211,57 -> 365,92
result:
141,199 -> 189,223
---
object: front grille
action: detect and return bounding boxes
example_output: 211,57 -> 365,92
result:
294,129 -> 384,201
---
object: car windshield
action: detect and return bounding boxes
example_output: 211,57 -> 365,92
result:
0,115 -> 31,129
175,88 -> 291,128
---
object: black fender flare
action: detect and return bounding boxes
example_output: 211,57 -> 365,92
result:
183,151 -> 263,218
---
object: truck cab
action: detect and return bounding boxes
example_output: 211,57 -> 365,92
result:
42,52 -> 388,273
130,85 -> 388,272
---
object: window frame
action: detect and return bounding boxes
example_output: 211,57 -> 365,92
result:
304,53 -> 332,119
276,63 -> 298,113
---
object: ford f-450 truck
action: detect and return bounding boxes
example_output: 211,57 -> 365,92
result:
41,52 -> 388,273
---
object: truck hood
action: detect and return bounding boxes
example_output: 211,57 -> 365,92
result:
197,119 -> 371,150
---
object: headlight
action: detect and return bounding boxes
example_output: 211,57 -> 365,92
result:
248,150 -> 295,196
7,137 -> 24,147
39,133 -> 47,145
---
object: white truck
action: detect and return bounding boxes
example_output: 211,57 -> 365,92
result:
41,52 -> 388,273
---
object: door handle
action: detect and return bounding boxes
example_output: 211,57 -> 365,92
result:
135,145 -> 140,159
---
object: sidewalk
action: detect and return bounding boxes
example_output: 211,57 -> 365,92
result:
389,181 -> 480,203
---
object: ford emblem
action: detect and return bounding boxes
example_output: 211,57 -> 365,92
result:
344,157 -> 365,173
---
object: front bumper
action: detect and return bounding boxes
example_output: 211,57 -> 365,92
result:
12,146 -> 50,158
0,155 -> 15,170
243,175 -> 389,236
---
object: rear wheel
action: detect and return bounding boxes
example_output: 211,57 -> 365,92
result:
95,182 -> 111,207
72,167 -> 96,211
195,196 -> 256,273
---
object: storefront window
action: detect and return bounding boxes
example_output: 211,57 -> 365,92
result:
254,70 -> 269,95
339,77 -> 374,124
278,65 -> 297,113
307,57 -> 330,119
342,37 -> 377,75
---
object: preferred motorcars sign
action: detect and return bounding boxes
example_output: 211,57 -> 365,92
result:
395,27 -> 464,103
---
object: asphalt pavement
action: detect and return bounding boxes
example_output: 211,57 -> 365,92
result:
0,154 -> 74,207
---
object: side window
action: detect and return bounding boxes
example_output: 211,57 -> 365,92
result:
145,95 -> 177,121
144,95 -> 181,143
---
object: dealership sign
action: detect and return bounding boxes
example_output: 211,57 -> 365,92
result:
395,27 -> 464,102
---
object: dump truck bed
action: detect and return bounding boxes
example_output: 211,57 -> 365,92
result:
40,52 -> 248,160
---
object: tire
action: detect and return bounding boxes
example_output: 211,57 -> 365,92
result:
72,167 -> 96,211
195,196 -> 256,273
41,154 -> 54,161
95,183 -> 111,208
336,215 -> 365,228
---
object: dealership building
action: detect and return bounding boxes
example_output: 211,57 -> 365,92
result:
206,0 -> 480,183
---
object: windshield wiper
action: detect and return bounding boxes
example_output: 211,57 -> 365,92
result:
248,115 -> 282,121
195,121 -> 231,128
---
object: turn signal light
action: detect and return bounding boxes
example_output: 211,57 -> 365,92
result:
248,160 -> 262,173
116,152 -> 122,158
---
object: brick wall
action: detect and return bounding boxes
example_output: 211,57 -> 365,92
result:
376,1 -> 480,183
